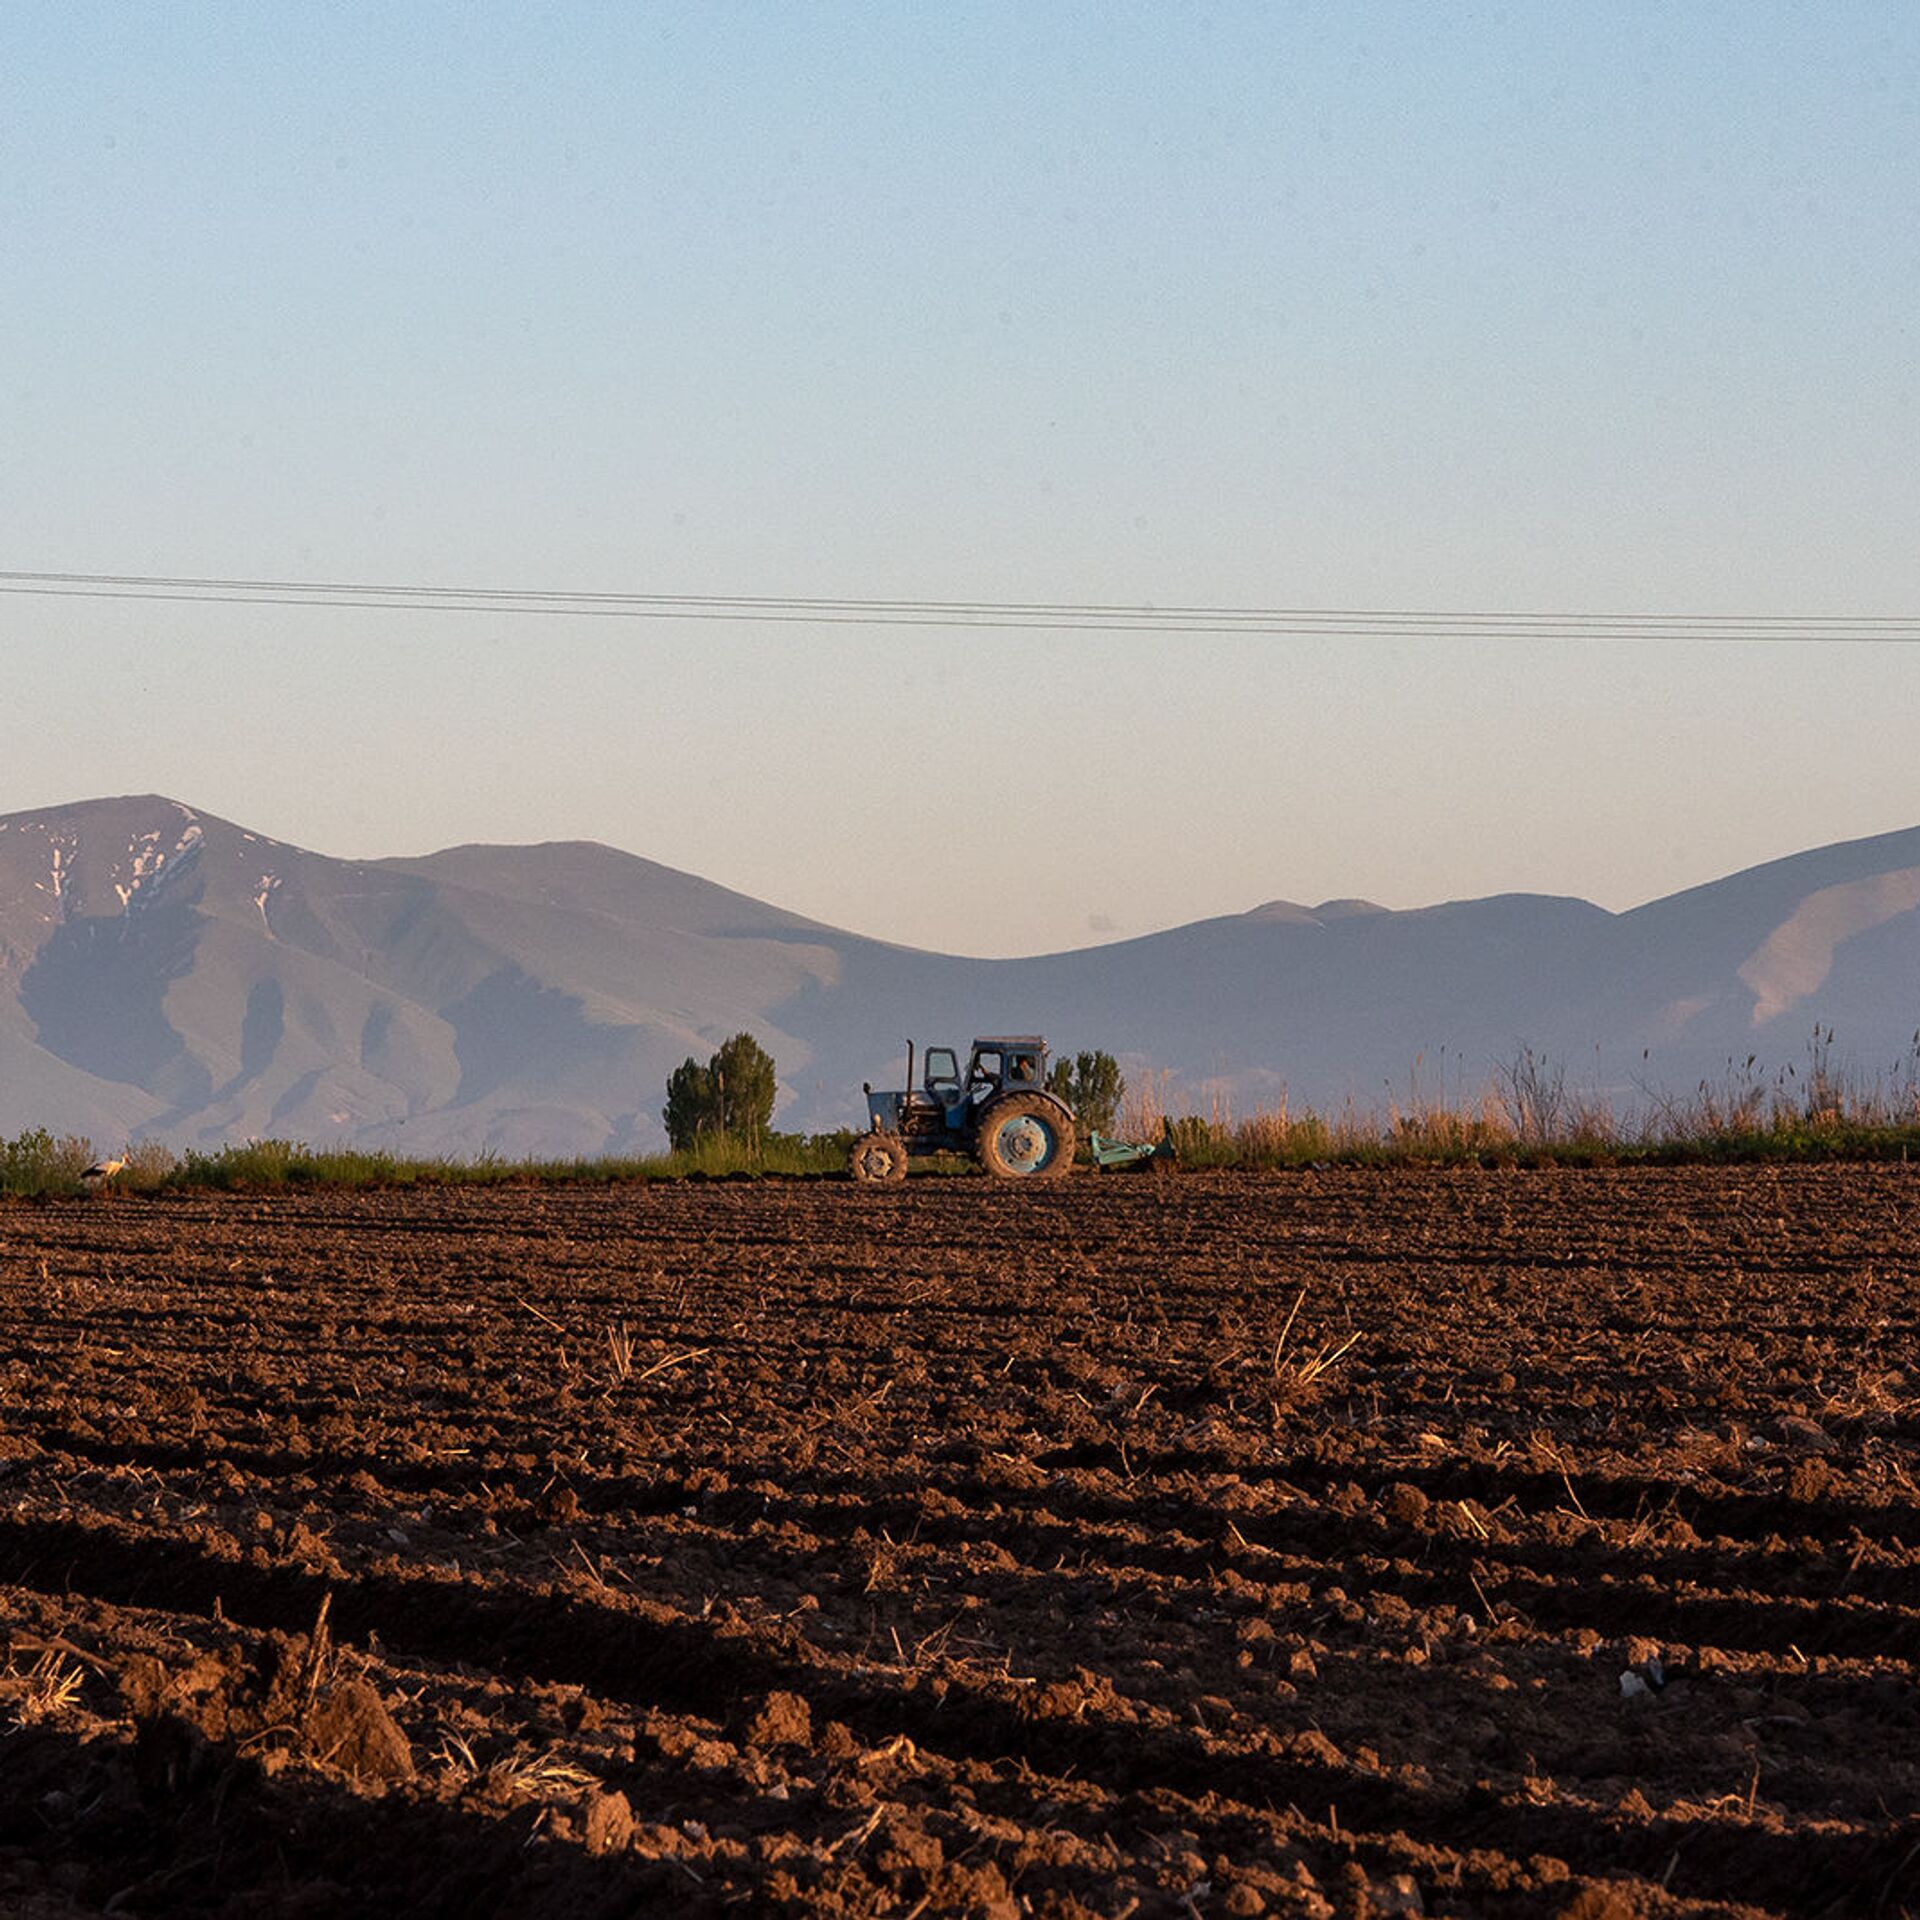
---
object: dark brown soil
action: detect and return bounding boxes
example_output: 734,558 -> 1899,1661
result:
2,1168 -> 1917,1917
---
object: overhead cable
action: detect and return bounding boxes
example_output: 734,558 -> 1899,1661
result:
0,569 -> 1912,640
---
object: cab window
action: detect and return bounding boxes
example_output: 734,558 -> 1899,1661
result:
1008,1051 -> 1039,1083
924,1047 -> 959,1089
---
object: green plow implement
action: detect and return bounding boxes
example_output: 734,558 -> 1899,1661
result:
1086,1118 -> 1180,1171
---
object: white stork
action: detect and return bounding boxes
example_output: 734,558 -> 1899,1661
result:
81,1148 -> 129,1185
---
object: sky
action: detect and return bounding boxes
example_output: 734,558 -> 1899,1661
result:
3,3 -> 1918,956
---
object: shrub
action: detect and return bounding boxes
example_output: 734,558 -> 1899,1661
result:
0,1129 -> 91,1196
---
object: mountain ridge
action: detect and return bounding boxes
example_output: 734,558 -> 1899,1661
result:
3,793 -> 1917,1152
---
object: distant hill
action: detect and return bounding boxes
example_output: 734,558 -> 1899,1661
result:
2,794 -> 1917,1153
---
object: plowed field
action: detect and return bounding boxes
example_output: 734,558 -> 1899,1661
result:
2,1169 -> 1917,1919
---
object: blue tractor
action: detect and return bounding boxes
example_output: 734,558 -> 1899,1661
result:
851,1036 -> 1075,1181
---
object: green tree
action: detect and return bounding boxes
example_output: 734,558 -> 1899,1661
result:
662,1058 -> 716,1152
1046,1049 -> 1125,1135
710,1030 -> 777,1146
662,1032 -> 778,1151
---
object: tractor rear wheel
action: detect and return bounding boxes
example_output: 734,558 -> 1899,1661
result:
975,1095 -> 1075,1179
849,1131 -> 909,1183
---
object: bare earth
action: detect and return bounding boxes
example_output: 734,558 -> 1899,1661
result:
1,1169 -> 1916,1918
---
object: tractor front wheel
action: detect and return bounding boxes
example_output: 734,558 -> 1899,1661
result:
849,1131 -> 909,1183
975,1096 -> 1075,1179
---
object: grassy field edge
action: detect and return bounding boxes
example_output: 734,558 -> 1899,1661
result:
5,1109 -> 1920,1199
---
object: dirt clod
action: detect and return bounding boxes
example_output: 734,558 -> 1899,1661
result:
306,1680 -> 414,1782
580,1788 -> 634,1856
741,1688 -> 813,1748
1555,1887 -> 1640,1920
1385,1482 -> 1430,1527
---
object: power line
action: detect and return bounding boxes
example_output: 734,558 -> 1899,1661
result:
0,569 -> 1914,639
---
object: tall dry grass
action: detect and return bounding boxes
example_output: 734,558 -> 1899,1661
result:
1114,1028 -> 1920,1168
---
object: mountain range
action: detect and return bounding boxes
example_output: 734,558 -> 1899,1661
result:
2,794 -> 1917,1154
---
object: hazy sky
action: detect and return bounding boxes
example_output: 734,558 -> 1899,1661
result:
5,4 -> 1917,955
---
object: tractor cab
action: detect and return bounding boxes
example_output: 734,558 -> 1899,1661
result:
964,1037 -> 1047,1103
